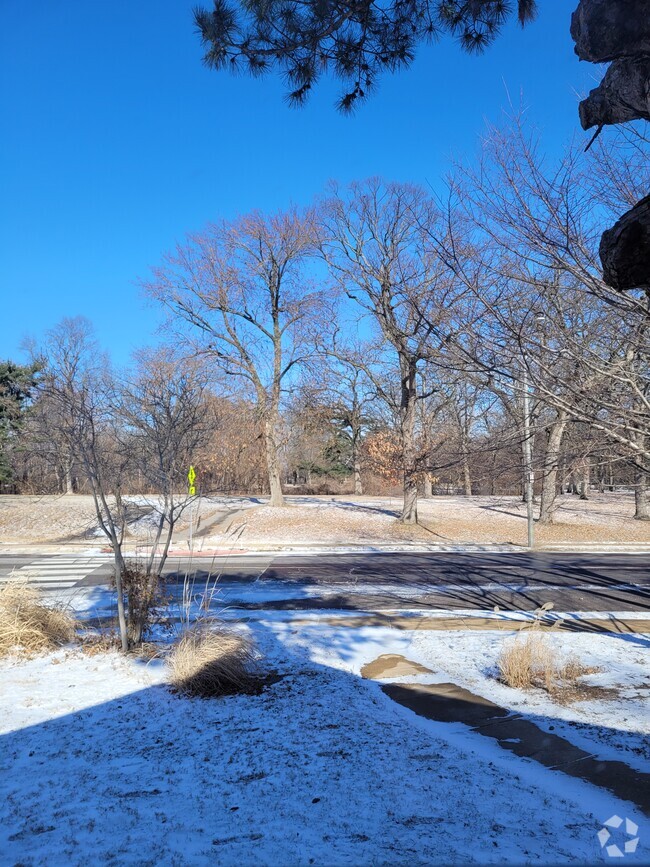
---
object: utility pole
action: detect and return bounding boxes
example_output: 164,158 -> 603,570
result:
521,363 -> 535,548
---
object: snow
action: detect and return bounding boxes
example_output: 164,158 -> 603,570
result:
2,617 -> 649,865
407,628 -> 650,773
269,619 -> 650,768
4,492 -> 650,548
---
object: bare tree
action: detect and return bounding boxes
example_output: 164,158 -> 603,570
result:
114,350 -> 213,641
301,340 -> 381,495
427,115 -> 650,520
320,179 -> 458,523
34,317 -> 131,650
196,395 -> 268,493
145,208 -> 321,507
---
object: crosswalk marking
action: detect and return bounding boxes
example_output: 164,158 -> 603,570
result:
1,556 -> 111,590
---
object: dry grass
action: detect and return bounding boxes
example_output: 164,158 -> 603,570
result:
2,492 -> 649,546
497,633 -> 602,701
79,632 -> 163,662
168,623 -> 261,697
498,633 -> 551,690
78,631 -> 122,655
0,581 -> 76,657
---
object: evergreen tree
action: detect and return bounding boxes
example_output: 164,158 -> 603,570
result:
195,0 -> 537,110
0,361 -> 40,484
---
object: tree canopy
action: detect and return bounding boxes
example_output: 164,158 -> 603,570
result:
0,360 -> 40,484
194,0 -> 537,110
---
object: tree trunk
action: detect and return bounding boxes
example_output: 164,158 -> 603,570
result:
422,476 -> 433,498
352,427 -> 362,494
63,456 -> 75,494
635,470 -> 650,520
402,476 -> 418,523
580,462 -> 590,500
57,462 -> 72,495
460,418 -> 472,496
88,481 -> 129,652
538,412 -> 568,525
462,456 -> 472,497
634,433 -> 649,520
490,450 -> 497,496
353,464 -> 362,495
110,540 -> 129,652
264,415 -> 284,507
399,359 -> 418,524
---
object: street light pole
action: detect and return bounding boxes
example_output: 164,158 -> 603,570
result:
521,362 -> 535,548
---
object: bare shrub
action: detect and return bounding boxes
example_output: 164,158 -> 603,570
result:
497,633 -> 602,700
0,581 -> 75,657
168,624 -> 260,697
111,561 -> 169,646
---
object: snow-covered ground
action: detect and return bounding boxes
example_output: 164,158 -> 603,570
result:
216,493 -> 650,547
1,615 -> 649,865
2,492 -> 650,548
287,621 -> 650,773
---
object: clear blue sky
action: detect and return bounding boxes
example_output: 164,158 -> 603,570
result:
0,0 -> 596,365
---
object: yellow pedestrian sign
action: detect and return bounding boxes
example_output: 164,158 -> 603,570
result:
188,465 -> 196,496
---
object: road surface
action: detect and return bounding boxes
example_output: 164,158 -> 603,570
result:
1,551 -> 648,612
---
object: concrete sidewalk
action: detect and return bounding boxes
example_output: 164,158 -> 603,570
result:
4,540 -> 650,556
253,611 -> 650,634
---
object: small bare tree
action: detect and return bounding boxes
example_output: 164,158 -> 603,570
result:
114,349 -> 213,641
34,317 -> 131,650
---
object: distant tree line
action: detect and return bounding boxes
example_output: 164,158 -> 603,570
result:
2,116 -> 649,532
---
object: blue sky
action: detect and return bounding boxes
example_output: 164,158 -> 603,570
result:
0,1 -> 597,365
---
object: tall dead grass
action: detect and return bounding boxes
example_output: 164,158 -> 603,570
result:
497,632 -> 600,698
0,581 -> 76,657
168,624 -> 260,697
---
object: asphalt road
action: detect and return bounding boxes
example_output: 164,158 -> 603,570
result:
1,551 -> 649,612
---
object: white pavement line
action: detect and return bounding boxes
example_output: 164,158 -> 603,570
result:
0,556 -> 105,588
21,564 -> 95,569
19,569 -> 95,575
20,567 -> 96,573
215,581 -> 648,594
335,582 -> 649,592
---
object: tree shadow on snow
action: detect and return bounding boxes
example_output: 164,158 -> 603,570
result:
1,619 -> 650,865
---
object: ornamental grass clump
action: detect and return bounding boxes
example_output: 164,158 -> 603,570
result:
0,581 -> 76,657
498,632 -> 601,700
168,623 -> 260,697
